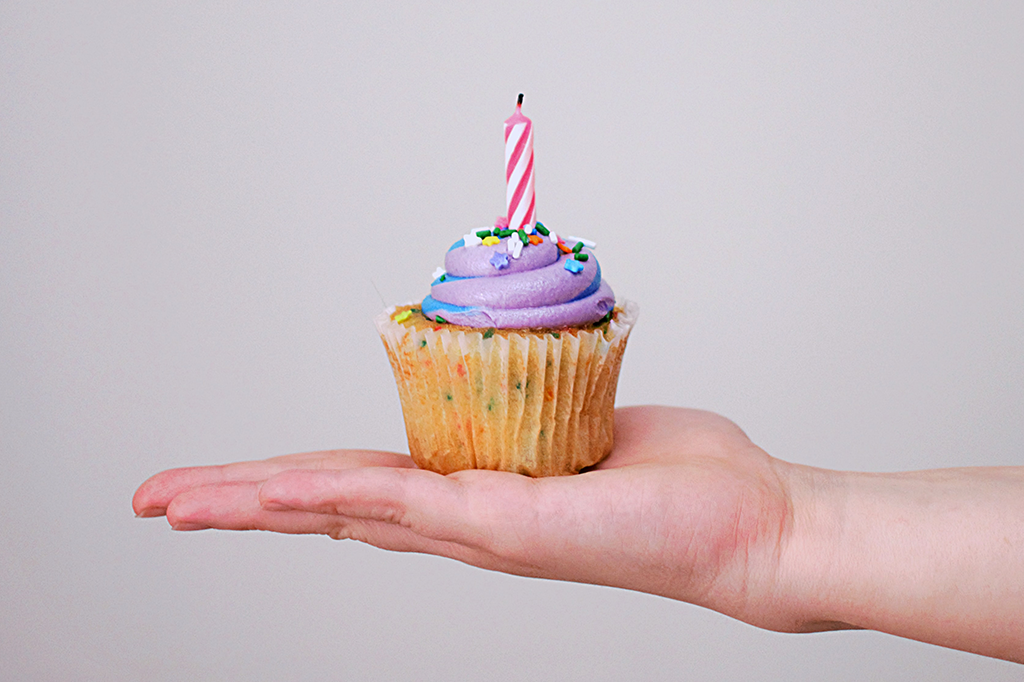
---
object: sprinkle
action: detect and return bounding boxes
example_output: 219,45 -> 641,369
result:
482,328 -> 495,339
548,230 -> 558,244
564,259 -> 584,274
535,222 -> 550,236
476,229 -> 492,239
565,235 -> 598,248
511,238 -> 523,259
551,331 -> 560,338
482,235 -> 500,246
440,275 -> 446,282
557,242 -> 572,254
435,316 -> 447,324
490,251 -> 509,269
574,252 -> 589,262
393,310 -> 412,323
571,240 -> 584,254
506,237 -> 516,254
432,266 -> 446,280
528,234 -> 543,245
419,339 -> 427,347
463,233 -> 483,247
518,228 -> 528,245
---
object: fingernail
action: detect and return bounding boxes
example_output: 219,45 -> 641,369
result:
135,507 -> 164,518
261,501 -> 292,512
171,522 -> 210,531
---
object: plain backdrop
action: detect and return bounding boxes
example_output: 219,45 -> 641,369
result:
2,2 -> 1022,680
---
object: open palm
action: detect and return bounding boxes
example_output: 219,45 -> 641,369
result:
134,406 -> 798,630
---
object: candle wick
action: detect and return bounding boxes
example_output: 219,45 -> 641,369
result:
517,93 -> 524,107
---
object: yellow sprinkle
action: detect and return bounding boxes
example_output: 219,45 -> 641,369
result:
393,310 -> 412,323
482,235 -> 501,246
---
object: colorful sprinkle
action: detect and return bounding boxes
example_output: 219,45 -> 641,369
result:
419,339 -> 427,347
463,232 -> 483,247
551,331 -> 560,338
482,235 -> 500,246
535,222 -> 550,236
489,251 -> 509,269
548,230 -> 559,244
482,328 -> 495,339
497,228 -> 514,238
557,242 -> 572,254
435,316 -> 447,324
574,252 -> 589,261
567,235 -> 596,248
528,234 -> 543,245
432,266 -> 446,280
476,229 -> 492,239
571,240 -> 584,254
564,259 -> 584,274
518,228 -> 529,245
393,310 -> 412,323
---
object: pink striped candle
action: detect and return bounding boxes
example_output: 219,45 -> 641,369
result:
504,93 -> 535,231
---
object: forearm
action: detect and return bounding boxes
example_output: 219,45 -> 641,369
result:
779,463 -> 1024,662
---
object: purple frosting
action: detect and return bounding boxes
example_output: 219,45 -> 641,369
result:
421,234 -> 615,329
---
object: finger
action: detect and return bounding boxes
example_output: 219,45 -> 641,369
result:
133,449 -> 414,517
259,467 -> 538,550
165,477 -> 516,571
165,480 -> 346,535
260,467 -> 559,576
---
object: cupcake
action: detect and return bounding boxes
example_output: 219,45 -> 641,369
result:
375,96 -> 637,476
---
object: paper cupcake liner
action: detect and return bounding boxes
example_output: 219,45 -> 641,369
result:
375,301 -> 638,476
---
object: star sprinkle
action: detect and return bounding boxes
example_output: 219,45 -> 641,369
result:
463,232 -> 483,247
482,235 -> 500,246
490,251 -> 509,269
564,259 -> 584,274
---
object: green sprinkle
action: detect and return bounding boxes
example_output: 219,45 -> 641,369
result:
435,315 -> 447,324
518,228 -> 528,244
439,274 -> 446,282
572,240 -> 584,254
476,229 -> 491,238
482,328 -> 495,339
551,331 -> 560,338
515,381 -> 521,390
535,222 -> 550,236
419,339 -> 427,348
446,393 -> 453,401
497,229 -> 514,238
487,398 -> 495,412
574,252 -> 589,261
411,308 -> 421,313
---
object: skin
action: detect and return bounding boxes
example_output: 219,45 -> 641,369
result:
133,405 -> 1024,663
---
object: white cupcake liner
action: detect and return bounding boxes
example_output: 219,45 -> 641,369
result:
375,301 -> 638,476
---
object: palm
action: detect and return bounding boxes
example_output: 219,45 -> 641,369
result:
134,406 -> 793,628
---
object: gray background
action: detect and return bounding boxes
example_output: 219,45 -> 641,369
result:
2,1 -> 1022,680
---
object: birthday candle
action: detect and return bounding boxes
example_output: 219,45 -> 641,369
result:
504,93 -> 535,232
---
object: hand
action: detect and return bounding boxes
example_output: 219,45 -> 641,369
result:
133,406 -> 806,632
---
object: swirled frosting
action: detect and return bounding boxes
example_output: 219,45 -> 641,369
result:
421,229 -> 615,329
